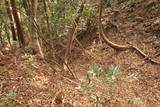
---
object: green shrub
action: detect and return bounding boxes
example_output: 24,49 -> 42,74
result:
0,90 -> 18,107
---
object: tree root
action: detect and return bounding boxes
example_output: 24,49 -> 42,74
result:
129,44 -> 160,65
98,0 -> 160,65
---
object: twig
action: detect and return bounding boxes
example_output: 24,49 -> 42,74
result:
61,76 -> 79,85
55,54 -> 77,79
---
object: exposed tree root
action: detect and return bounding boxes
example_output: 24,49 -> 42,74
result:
98,0 -> 160,65
98,0 -> 129,51
129,44 -> 160,65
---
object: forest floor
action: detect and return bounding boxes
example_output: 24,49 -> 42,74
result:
0,1 -> 160,107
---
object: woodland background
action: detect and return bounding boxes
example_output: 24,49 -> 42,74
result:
0,0 -> 160,107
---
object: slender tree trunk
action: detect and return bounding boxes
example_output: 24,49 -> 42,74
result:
42,0 -> 51,34
5,0 -> 17,41
0,29 -> 3,44
29,0 -> 44,58
4,25 -> 11,47
10,0 -> 25,46
64,3 -> 84,75
65,3 -> 84,62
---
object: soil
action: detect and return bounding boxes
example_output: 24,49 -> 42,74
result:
0,0 -> 160,107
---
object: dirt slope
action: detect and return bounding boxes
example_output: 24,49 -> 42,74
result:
0,0 -> 160,107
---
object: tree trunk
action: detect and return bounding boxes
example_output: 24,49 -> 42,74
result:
10,0 -> 25,46
64,3 -> 84,74
4,25 -> 11,47
0,29 -> 3,44
29,0 -> 44,58
5,0 -> 17,41
42,0 -> 51,34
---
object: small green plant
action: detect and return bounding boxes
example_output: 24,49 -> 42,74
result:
150,35 -> 157,42
0,90 -> 17,107
77,65 -> 140,107
125,0 -> 137,12
127,96 -> 143,105
104,0 -> 111,7
12,40 -> 19,48
20,53 -> 38,70
91,93 -> 104,107
77,65 -> 123,107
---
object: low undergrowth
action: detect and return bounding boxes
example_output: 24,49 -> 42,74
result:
77,65 -> 142,107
